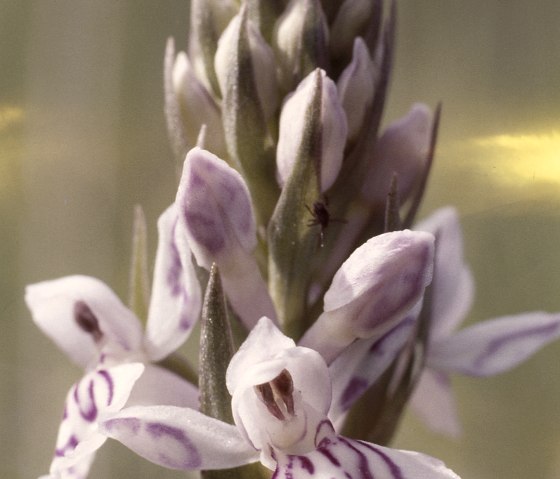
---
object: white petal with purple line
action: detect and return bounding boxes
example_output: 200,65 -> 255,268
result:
48,363 -> 144,478
329,314 -> 417,424
25,276 -> 144,368
428,312 -> 560,377
101,405 -> 258,470
144,205 -> 202,361
273,435 -> 461,479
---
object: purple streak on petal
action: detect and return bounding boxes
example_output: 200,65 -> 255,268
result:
317,444 -> 340,467
339,377 -> 368,413
337,437 -> 374,479
55,435 -> 79,457
73,379 -> 98,422
97,369 -> 114,406
473,321 -> 560,372
166,220 -> 184,298
356,440 -> 405,479
103,417 -> 141,435
297,456 -> 315,474
183,210 -> 225,254
313,420 -> 335,447
368,316 -> 414,356
145,422 -> 202,469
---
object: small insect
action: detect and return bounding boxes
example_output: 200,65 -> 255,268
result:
306,198 -> 346,248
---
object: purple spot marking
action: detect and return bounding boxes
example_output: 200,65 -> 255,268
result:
189,170 -> 206,188
104,417 -> 141,435
184,210 -> 225,254
297,455 -> 314,474
473,321 -> 560,372
97,369 -> 114,406
146,422 -> 202,469
55,434 -> 79,457
340,377 -> 368,413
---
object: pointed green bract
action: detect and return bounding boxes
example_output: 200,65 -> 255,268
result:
267,70 -> 323,339
128,205 -> 150,323
220,6 -> 279,227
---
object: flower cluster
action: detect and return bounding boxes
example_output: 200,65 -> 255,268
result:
27,1 -> 560,479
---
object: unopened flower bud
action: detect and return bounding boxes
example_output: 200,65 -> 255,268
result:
337,37 -> 377,142
300,230 -> 434,363
361,103 -> 432,205
215,8 -> 279,120
273,0 -> 329,89
277,69 -> 348,192
170,49 -> 226,158
330,0 -> 376,60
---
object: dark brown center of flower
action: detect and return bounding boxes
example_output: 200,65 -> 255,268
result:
74,300 -> 103,342
255,369 -> 295,421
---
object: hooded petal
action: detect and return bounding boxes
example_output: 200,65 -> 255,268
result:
176,147 -> 256,270
144,205 -> 202,361
274,434 -> 461,479
416,207 -> 475,340
25,276 -> 143,368
100,405 -> 258,470
428,312 -> 560,377
300,230 -> 434,363
409,370 -> 461,438
48,364 -> 144,478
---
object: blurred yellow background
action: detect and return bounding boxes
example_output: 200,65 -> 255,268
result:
1,1 -> 559,477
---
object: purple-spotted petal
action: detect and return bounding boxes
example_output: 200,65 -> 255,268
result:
409,370 -> 461,438
176,147 -> 256,270
144,205 -> 202,361
49,363 -> 144,478
329,314 -> 417,424
127,364 -> 199,409
428,312 -> 560,377
100,405 -> 258,470
25,276 -> 144,368
300,230 -> 434,363
416,207 -> 474,340
274,434 -> 461,479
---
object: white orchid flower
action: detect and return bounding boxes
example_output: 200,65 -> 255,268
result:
26,205 -> 202,478
100,317 -> 461,479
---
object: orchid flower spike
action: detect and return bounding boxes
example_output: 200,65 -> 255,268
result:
101,317 -> 461,479
411,207 -> 560,437
26,205 -> 201,478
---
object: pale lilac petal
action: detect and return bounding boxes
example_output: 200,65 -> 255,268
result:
300,230 -> 434,363
277,69 -> 347,192
329,314 -> 417,424
274,434 -> 461,479
49,364 -> 144,478
416,207 -> 474,340
361,103 -> 432,205
25,276 -> 143,368
127,364 -> 199,409
144,205 -> 202,361
176,147 -> 256,269
428,312 -> 560,377
100,406 -> 258,470
409,370 -> 461,438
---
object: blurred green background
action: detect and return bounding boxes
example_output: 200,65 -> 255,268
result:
1,1 -> 560,477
